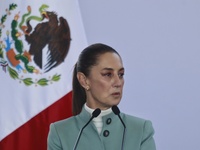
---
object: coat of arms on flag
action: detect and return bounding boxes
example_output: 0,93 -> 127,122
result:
0,3 -> 71,86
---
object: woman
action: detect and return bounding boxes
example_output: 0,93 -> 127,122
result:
48,43 -> 156,150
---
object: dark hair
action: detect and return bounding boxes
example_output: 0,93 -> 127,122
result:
72,43 -> 120,115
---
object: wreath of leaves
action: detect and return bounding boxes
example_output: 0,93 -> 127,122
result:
0,3 -> 17,37
8,66 -> 61,86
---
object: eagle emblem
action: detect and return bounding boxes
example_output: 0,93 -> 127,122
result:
0,4 -> 71,86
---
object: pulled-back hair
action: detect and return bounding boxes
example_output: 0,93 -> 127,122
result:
72,43 -> 120,115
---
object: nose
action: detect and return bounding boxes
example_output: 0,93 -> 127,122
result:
113,75 -> 123,88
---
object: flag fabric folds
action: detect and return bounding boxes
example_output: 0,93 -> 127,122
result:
0,0 -> 87,149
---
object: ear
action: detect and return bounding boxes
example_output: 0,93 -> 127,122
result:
77,72 -> 89,90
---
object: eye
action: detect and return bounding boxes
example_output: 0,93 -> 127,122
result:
118,72 -> 124,78
102,73 -> 112,77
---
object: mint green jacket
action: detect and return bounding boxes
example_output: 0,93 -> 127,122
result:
48,108 -> 156,150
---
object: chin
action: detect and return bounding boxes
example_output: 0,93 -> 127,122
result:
111,99 -> 121,107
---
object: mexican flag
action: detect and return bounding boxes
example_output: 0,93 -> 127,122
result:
0,0 -> 87,149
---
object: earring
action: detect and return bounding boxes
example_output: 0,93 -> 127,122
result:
86,86 -> 89,91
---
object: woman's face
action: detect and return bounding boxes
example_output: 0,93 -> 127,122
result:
86,52 -> 124,110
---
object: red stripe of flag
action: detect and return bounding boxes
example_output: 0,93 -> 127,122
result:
0,91 -> 72,150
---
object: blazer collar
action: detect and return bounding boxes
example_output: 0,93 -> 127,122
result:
78,106 -> 121,124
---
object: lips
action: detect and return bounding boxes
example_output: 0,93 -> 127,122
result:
111,92 -> 120,96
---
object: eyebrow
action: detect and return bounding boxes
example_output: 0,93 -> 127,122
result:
102,67 -> 125,71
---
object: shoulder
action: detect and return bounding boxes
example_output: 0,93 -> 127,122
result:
50,116 -> 78,131
48,116 -> 82,149
53,116 -> 75,126
122,113 -> 154,133
122,113 -> 146,124
48,116 -> 80,141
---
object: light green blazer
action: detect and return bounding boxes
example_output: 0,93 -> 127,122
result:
48,108 -> 156,150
